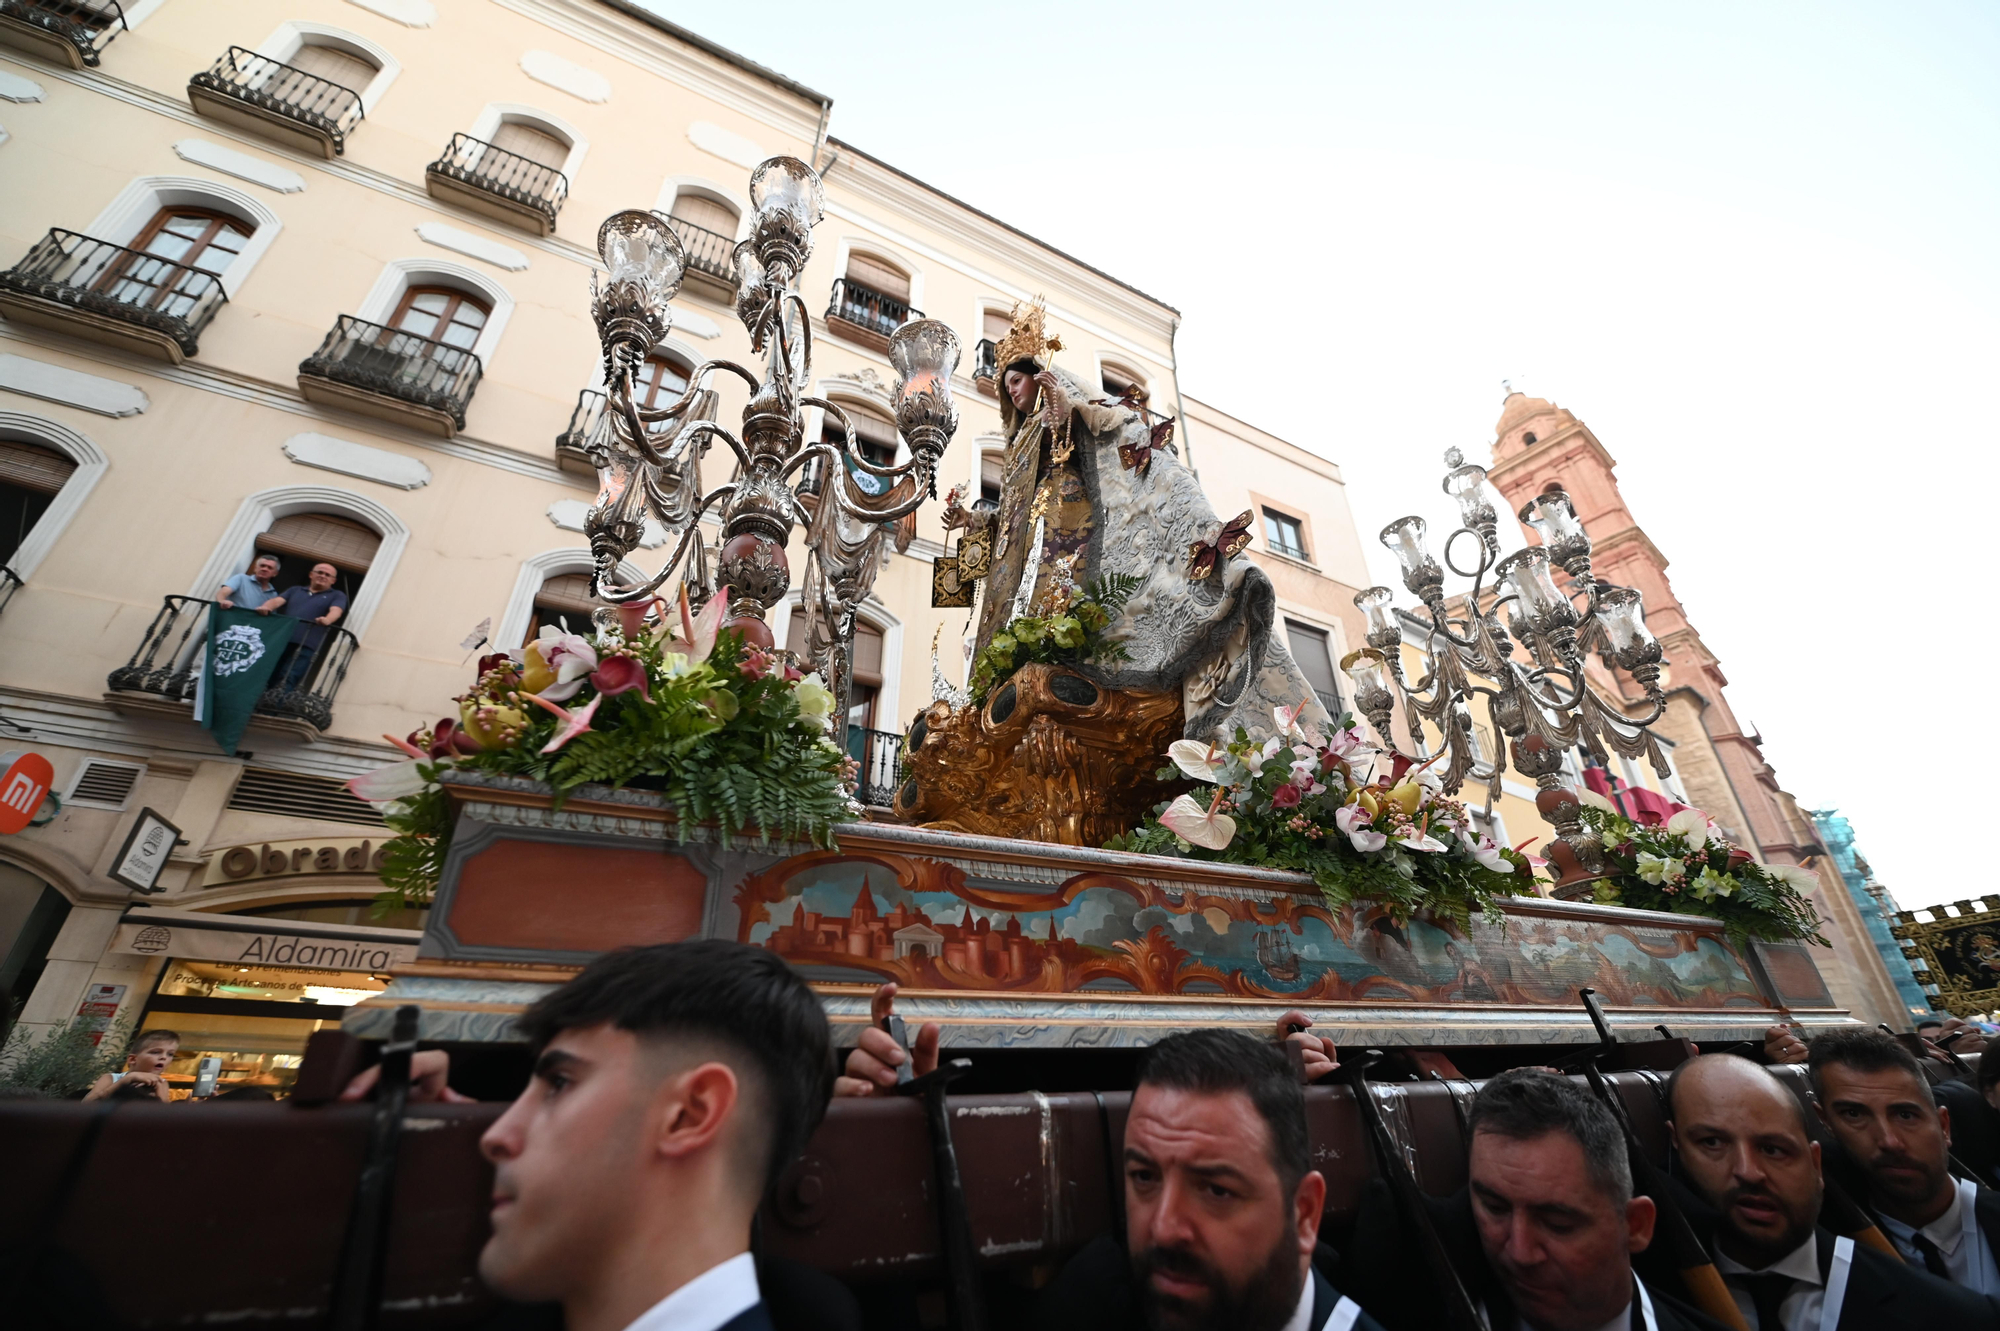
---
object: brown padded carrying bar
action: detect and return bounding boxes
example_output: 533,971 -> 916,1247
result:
0,1068 -> 1739,1329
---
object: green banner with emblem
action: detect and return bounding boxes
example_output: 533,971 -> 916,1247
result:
194,606 -> 294,755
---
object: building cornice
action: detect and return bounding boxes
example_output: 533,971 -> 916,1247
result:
0,687 -> 395,780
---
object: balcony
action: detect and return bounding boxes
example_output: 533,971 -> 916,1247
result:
425,133 -> 568,237
0,0 -> 123,67
188,46 -> 364,159
555,388 -> 605,476
0,567 -> 20,621
0,229 -> 227,363
824,277 -> 921,353
663,216 -> 737,301
850,727 -> 904,810
298,315 -> 482,437
105,595 -> 358,739
972,337 -> 998,396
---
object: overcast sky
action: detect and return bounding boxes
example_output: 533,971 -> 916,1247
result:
645,1 -> 1999,910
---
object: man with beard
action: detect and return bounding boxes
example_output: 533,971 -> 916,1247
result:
1032,1028 -> 1382,1331
1467,1069 -> 1729,1331
1807,1029 -> 2000,1295
1666,1054 -> 2000,1329
473,941 -> 837,1331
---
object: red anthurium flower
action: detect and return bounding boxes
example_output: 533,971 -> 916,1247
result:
1727,849 -> 1754,870
589,654 -> 651,701
615,596 -> 663,638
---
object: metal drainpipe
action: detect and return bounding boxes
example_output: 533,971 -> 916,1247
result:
808,99 -> 832,174
1170,315 -> 1196,480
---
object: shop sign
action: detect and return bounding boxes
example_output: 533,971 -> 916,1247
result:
109,808 -> 182,894
205,837 -> 388,886
112,921 -> 419,972
0,750 -> 55,834
75,982 -> 127,1046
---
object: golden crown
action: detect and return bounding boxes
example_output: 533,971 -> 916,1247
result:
993,297 -> 1062,375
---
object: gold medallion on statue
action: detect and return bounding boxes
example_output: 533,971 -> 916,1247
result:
932,556 -> 974,608
957,527 -> 993,581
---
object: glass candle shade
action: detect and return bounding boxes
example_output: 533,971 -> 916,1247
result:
1496,547 -> 1565,620
1378,516 -> 1433,580
749,156 -> 825,228
889,319 -> 961,404
597,210 -> 685,296
1443,463 -> 1496,529
1594,586 -> 1656,655
1354,585 -> 1397,638
1520,489 -> 1586,547
1342,648 -> 1393,697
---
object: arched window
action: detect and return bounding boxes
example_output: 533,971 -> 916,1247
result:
818,401 -> 899,497
487,120 -> 568,172
1101,360 -> 1149,406
667,190 -> 738,240
388,285 -> 489,351
830,252 -> 916,346
283,41 -> 378,97
633,353 -> 690,412
526,570 -> 597,639
0,441 -> 78,569
101,206 -> 252,318
982,308 -> 1013,344
977,450 -> 1003,512
788,608 -> 885,735
255,511 -> 380,604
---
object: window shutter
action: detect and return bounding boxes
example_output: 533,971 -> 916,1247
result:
851,621 -> 884,685
533,572 -> 598,619
258,513 -> 382,571
286,43 -> 377,92
982,309 -> 1012,342
0,441 -> 78,494
1284,620 -> 1339,706
669,193 -> 739,237
846,408 -> 900,451
844,254 -> 910,303
980,452 -> 1004,491
489,120 -> 569,170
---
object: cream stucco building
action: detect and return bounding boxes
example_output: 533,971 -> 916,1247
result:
0,0 -> 1373,1091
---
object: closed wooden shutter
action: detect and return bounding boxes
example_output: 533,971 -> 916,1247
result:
489,120 -> 569,170
669,192 -> 738,237
980,452 -> 1003,492
982,309 -> 1012,342
847,408 -> 899,451
534,572 -> 597,619
0,441 -> 77,494
1284,620 -> 1339,709
844,254 -> 910,303
786,609 -> 884,687
286,42 -> 376,92
257,513 -> 381,571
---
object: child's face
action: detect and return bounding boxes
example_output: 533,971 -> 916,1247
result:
130,1042 -> 178,1074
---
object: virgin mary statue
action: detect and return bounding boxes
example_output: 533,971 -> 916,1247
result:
942,299 -> 1329,743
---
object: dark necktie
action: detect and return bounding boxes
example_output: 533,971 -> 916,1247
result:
1737,1273 -> 1795,1331
1911,1231 -> 1951,1279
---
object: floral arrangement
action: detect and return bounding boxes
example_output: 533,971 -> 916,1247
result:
354,588 -> 858,913
966,572 -> 1144,703
1574,797 -> 1828,945
1105,702 -> 1531,930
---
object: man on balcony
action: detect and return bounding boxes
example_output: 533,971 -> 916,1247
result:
217,553 -> 284,614
273,561 -> 347,692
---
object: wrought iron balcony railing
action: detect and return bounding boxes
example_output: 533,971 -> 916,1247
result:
298,315 -> 482,430
973,337 -> 998,385
426,133 -> 568,233
662,216 -> 735,286
0,229 -> 227,357
188,46 -> 365,156
0,0 -> 124,67
107,595 -> 359,733
825,277 -> 920,347
850,726 -> 905,809
0,566 -> 21,621
556,388 -> 606,472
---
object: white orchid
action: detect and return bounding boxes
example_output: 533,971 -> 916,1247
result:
1159,790 -> 1238,850
1168,739 -> 1230,784
1634,852 -> 1685,886
1241,735 -> 1285,777
1335,801 -> 1387,852
1458,829 -> 1512,874
528,625 -> 600,702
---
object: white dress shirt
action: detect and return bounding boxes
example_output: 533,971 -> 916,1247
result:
623,1251 -> 760,1331
1716,1234 -> 1826,1331
1879,1177 -> 2000,1296
1279,1270 -> 1314,1331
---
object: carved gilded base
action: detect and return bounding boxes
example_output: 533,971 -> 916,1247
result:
891,663 -> 1185,846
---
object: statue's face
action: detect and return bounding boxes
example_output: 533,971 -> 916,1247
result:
1003,368 -> 1039,414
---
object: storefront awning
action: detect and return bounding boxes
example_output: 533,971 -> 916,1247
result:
113,906 -> 421,972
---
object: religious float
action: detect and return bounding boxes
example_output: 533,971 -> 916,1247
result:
0,159 -> 1853,1331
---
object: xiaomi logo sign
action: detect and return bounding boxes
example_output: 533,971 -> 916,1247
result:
0,752 -> 54,835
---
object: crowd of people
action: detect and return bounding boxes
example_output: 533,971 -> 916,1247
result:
304,941 -> 2000,1331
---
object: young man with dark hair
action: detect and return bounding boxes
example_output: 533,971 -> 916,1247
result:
1467,1069 -> 1729,1331
1035,1028 -> 1380,1331
475,940 -> 833,1331
1807,1028 -> 2000,1295
84,1028 -> 179,1103
1666,1053 -> 2000,1329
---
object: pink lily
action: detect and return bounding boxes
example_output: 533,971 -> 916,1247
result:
1159,786 -> 1238,850
524,690 -> 603,753
1335,801 -> 1387,852
1273,697 -> 1322,747
589,653 -> 651,701
615,596 -> 664,638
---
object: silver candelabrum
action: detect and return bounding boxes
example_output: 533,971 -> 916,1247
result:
581,156 -> 958,733
1341,448 -> 1671,898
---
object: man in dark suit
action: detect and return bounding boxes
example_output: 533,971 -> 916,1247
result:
1032,1028 -> 1382,1331
474,940 -> 833,1331
1807,1028 -> 2000,1297
1667,1053 -> 2000,1329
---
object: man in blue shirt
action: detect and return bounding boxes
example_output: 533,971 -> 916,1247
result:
272,561 -> 347,692
216,553 -> 284,614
